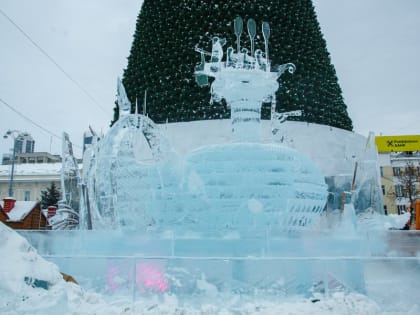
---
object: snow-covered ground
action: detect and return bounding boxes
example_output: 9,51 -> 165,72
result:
1,222 -> 419,314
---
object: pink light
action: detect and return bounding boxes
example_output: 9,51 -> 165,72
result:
106,266 -> 121,292
136,263 -> 169,292
106,261 -> 169,293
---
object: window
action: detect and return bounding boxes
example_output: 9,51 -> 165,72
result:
25,141 -> 34,153
392,167 -> 401,176
381,185 -> 385,195
395,185 -> 403,197
14,139 -> 23,153
380,167 -> 384,177
383,205 -> 388,215
24,191 -> 31,201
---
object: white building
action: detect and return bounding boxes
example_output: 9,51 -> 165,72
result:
0,163 -> 62,201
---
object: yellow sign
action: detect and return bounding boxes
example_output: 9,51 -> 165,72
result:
375,135 -> 420,152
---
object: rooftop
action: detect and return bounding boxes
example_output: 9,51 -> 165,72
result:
0,163 -> 82,177
1,200 -> 38,222
0,163 -> 62,176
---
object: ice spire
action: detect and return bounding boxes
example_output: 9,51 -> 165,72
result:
117,77 -> 131,116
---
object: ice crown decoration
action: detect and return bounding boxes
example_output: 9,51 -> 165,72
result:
194,16 -> 296,86
194,17 -> 296,142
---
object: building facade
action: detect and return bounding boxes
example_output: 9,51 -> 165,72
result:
0,163 -> 62,202
376,135 -> 420,216
2,152 -> 61,165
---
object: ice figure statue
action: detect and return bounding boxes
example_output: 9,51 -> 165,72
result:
49,132 -> 81,229
195,17 -> 296,142
191,17 -> 327,233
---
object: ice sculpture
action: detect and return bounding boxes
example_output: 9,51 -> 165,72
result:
116,77 -> 131,116
195,17 -> 295,142
80,79 -> 176,230
61,132 -> 81,213
50,132 -> 81,229
79,18 -> 328,234
67,17 -> 384,298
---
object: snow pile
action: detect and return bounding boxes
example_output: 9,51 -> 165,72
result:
357,210 -> 410,230
0,222 -> 113,314
112,293 -> 384,314
384,213 -> 411,229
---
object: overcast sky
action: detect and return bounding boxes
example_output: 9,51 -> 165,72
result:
0,0 -> 419,158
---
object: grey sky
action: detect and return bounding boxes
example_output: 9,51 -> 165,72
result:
0,1 -> 419,158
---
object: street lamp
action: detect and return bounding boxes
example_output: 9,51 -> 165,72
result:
3,130 -> 28,197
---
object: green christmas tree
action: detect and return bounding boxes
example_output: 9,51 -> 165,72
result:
113,0 -> 352,131
40,182 -> 61,209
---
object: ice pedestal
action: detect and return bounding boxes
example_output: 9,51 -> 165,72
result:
19,229 -> 372,299
19,229 -> 420,311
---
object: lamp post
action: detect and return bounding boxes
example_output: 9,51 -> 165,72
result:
3,130 -> 26,197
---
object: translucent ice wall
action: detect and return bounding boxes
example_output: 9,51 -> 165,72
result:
271,122 -> 383,214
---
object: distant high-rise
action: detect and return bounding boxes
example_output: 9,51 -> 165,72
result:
14,134 -> 35,154
113,0 -> 353,131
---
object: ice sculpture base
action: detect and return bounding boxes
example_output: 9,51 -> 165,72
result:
12,230 -> 420,312
18,229 -> 389,297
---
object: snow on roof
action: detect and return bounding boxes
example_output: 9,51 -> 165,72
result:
0,162 -> 61,176
1,201 -> 38,221
0,162 -> 82,176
